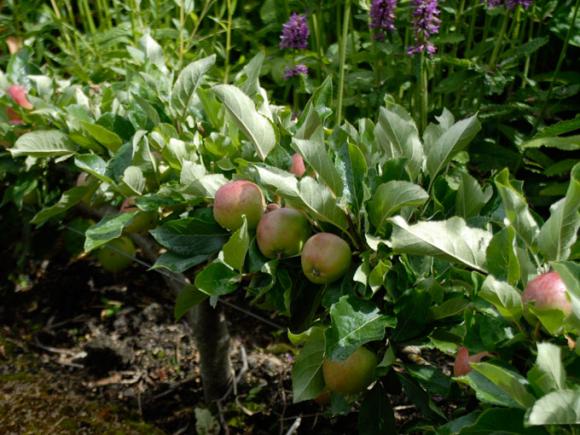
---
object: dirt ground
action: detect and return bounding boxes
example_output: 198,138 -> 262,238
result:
0,254 -> 364,434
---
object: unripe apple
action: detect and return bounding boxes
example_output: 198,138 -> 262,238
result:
7,84 -> 33,110
301,233 -> 351,284
213,180 -> 265,231
97,237 -> 136,273
453,347 -> 490,376
266,203 -> 280,212
322,347 -> 377,395
290,153 -> 306,177
121,197 -> 158,234
522,271 -> 572,316
256,208 -> 311,258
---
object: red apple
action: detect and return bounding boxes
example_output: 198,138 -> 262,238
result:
522,271 -> 572,316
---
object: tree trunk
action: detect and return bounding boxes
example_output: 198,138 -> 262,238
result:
193,300 -> 232,401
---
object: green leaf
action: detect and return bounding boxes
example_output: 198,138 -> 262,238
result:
298,177 -> 349,233
150,217 -> 228,257
139,33 -> 166,72
526,390 -> 580,426
291,327 -> 326,403
479,275 -> 523,321
486,227 -> 520,285
172,55 -> 216,117
292,127 -> 343,196
430,297 -> 470,320
213,84 -> 276,160
74,154 -> 115,185
538,163 -> 580,261
253,164 -> 300,198
10,130 -> 77,158
519,135 -> 580,152
31,186 -> 91,225
194,261 -> 239,297
527,343 -> 566,395
152,252 -> 209,273
426,114 -> 481,181
81,121 -> 123,152
468,362 -> 536,409
121,166 -> 145,195
368,181 -> 428,232
84,212 -> 138,252
325,295 -> 396,361
358,384 -> 396,435
390,216 -> 492,273
398,373 -> 446,420
455,171 -> 493,218
460,408 -> 544,434
174,284 -> 208,320
374,104 -> 424,180
495,169 -> 540,249
222,218 -> 249,272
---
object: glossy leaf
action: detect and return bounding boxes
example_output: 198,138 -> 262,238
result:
455,171 -> 492,218
292,127 -> 343,196
486,227 -> 520,285
479,275 -> 522,321
213,84 -> 276,160
390,216 -> 492,273
222,218 -> 249,272
368,181 -> 428,232
526,390 -> 580,426
527,343 -> 565,395
194,261 -> 239,296
84,212 -> 138,252
292,327 -> 325,403
10,130 -> 77,158
538,163 -> 580,261
150,217 -> 228,257
174,284 -> 208,320
325,295 -> 395,361
494,169 -> 540,250
172,55 -> 216,117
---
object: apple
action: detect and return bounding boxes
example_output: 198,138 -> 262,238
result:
256,207 -> 311,258
522,271 -> 572,317
301,233 -> 351,284
97,237 -> 136,273
120,197 -> 158,234
290,153 -> 306,177
322,347 -> 377,395
213,180 -> 265,231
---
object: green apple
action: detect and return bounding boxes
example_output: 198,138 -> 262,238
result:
301,233 -> 351,284
322,347 -> 377,395
256,207 -> 311,258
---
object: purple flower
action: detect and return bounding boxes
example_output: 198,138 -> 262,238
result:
280,13 -> 310,50
283,64 -> 309,80
370,0 -> 397,41
506,0 -> 532,9
483,0 -> 503,7
408,0 -> 441,56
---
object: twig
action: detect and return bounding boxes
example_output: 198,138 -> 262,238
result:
284,417 -> 302,435
216,400 -> 230,435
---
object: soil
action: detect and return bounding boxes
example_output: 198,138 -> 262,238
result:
0,251 -> 366,434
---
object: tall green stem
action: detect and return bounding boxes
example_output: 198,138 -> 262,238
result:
336,0 -> 351,127
466,1 -> 478,54
488,11 -> 509,69
178,0 -> 186,69
223,0 -> 234,83
417,53 -> 428,134
538,0 -> 580,126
